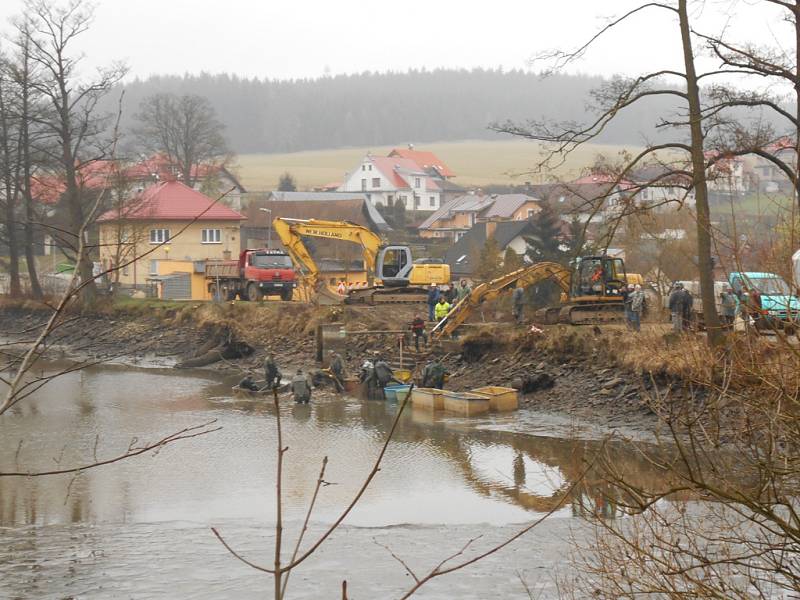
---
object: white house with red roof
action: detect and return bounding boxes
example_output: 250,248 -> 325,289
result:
338,147 -> 460,211
97,180 -> 244,288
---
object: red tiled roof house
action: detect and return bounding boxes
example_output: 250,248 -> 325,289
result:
97,181 -> 244,288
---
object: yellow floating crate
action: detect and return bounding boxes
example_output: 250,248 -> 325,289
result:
471,386 -> 519,412
411,387 -> 444,410
443,391 -> 490,416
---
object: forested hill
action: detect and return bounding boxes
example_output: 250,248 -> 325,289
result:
114,69 -> 679,154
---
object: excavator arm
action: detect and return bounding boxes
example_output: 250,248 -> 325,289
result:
272,218 -> 384,291
431,262 -> 571,338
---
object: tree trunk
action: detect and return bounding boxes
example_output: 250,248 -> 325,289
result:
3,196 -> 21,296
679,0 -> 723,346
17,33 -> 42,299
0,85 -> 21,297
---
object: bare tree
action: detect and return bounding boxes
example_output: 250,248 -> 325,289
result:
21,0 -> 127,307
492,1 -> 735,343
134,92 -> 229,187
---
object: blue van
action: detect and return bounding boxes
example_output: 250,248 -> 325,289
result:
729,271 -> 800,331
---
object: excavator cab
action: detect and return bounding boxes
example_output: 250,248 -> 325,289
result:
376,246 -> 414,287
571,256 -> 627,301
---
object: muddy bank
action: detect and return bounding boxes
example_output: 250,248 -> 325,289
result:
0,300 -> 669,435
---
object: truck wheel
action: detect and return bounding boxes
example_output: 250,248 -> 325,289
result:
280,289 -> 293,301
246,282 -> 262,302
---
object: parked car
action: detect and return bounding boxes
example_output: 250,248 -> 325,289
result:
729,271 -> 800,332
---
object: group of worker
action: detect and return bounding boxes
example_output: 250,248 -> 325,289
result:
240,346 -> 449,404
238,351 -> 346,404
426,280 -> 472,321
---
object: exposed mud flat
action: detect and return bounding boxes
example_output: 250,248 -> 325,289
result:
0,301 -> 673,437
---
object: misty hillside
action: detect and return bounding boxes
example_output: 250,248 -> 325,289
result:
114,69 -> 683,154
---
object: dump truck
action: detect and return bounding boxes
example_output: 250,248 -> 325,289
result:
205,248 -> 297,301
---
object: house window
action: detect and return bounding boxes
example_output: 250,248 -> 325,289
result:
414,177 -> 421,188
368,164 -> 373,171
361,164 -> 366,171
122,263 -> 129,276
150,228 -> 169,244
361,178 -> 367,191
372,177 -> 380,188
429,196 -> 436,207
527,209 -> 535,218
149,259 -> 158,275
387,195 -> 394,204
414,195 -> 420,209
202,228 -> 222,244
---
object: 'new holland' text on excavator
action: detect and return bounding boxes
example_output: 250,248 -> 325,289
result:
431,255 -> 629,338
272,217 -> 450,304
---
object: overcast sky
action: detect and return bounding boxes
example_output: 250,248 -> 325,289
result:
0,0 -> 787,82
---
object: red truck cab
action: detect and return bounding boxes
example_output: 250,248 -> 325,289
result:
239,249 -> 297,301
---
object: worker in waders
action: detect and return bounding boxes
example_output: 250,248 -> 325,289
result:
512,285 -> 525,324
264,354 -> 281,389
328,351 -> 345,392
374,357 -> 399,388
359,359 -> 382,400
422,358 -> 447,389
291,369 -> 312,404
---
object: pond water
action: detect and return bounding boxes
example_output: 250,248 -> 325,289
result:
0,364 -> 657,598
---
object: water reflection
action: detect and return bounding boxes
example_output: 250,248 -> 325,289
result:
1,363 -> 666,530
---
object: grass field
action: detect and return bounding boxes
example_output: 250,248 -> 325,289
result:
233,139 -> 641,191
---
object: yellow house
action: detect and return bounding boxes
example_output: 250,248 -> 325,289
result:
97,180 -> 245,290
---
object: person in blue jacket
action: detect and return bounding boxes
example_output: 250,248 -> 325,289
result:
426,284 -> 440,321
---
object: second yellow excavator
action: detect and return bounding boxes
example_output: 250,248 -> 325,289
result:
431,255 -> 629,338
272,217 -> 450,304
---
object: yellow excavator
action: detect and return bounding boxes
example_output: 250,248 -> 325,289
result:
272,217 -> 450,304
431,255 -> 629,338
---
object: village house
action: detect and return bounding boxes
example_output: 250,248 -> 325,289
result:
704,151 -> 748,196
443,220 -> 537,280
628,166 -> 696,210
262,191 -> 390,232
339,147 -> 462,211
751,138 -> 796,193
97,180 -> 245,296
418,193 -> 541,240
528,181 -> 628,223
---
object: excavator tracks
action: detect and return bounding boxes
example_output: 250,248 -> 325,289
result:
344,286 -> 428,305
559,302 -> 625,325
